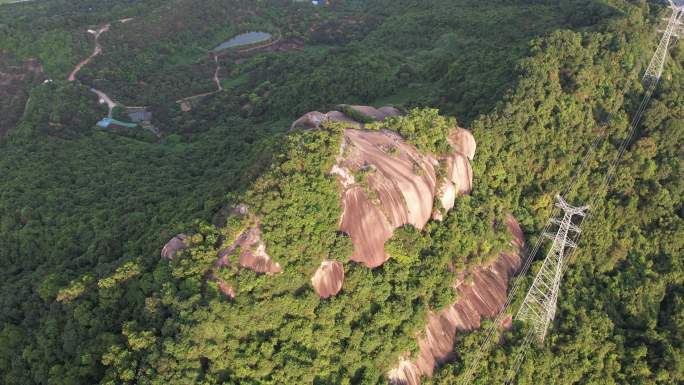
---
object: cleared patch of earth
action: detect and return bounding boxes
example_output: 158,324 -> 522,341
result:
0,52 -> 45,136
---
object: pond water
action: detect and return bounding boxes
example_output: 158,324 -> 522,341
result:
213,31 -> 272,51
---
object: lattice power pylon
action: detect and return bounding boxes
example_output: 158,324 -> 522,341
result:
461,5 -> 682,385
643,5 -> 683,86
515,196 -> 588,342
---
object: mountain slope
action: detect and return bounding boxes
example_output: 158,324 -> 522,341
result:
0,1 -> 682,385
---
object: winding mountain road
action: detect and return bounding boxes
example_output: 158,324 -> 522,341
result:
67,23 -> 121,118
90,88 -> 117,118
68,24 -> 109,82
213,54 -> 223,92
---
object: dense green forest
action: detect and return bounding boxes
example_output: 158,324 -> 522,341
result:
0,0 -> 682,384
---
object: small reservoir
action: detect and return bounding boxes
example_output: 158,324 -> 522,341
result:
213,31 -> 272,51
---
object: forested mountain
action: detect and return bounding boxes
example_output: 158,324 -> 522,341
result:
0,0 -> 682,384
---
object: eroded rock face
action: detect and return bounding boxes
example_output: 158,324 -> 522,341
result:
337,129 -> 439,267
292,106 -> 479,270
238,228 -> 282,274
219,222 -> 282,274
291,105 -> 400,131
293,104 -> 455,283
204,203 -> 282,299
326,110 -> 362,128
448,152 -> 473,195
291,111 -> 328,130
207,273 -> 236,299
161,234 -> 188,260
349,105 -> 401,121
448,127 -> 476,160
389,216 -> 525,383
332,126 -> 476,268
388,359 -> 421,385
433,129 -> 475,218
213,205 -> 281,274
379,106 -> 402,119
311,260 -> 345,298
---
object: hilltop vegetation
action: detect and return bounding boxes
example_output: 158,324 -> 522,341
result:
0,0 -> 682,385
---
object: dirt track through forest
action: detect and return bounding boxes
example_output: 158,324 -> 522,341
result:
69,23 -> 278,113
177,31 -> 284,105
213,54 -> 223,91
68,24 -> 109,82
176,53 -> 223,105
67,23 -> 123,118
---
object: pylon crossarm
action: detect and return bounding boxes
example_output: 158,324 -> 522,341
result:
555,195 -> 590,215
550,217 -> 582,233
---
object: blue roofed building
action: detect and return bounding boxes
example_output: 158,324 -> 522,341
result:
96,118 -> 113,128
96,117 -> 138,129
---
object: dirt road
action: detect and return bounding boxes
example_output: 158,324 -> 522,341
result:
67,23 -> 122,117
90,88 -> 117,117
213,54 -> 223,92
68,24 -> 110,82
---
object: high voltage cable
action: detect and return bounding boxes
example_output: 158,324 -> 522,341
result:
460,6 -> 681,385
497,88 -> 651,381
498,8 -> 681,385
458,117 -> 607,385
458,82 -> 612,385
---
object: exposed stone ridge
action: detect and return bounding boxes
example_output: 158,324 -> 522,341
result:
216,207 -> 282,275
212,206 -> 281,299
206,273 -> 236,299
290,105 -> 401,130
161,234 -> 189,260
388,360 -> 421,385
333,125 -> 475,268
164,107 -> 477,299
435,131 -> 474,220
335,128 -> 439,268
349,105 -> 402,121
434,128 -> 475,217
388,216 -> 525,385
291,106 -> 477,297
448,127 -> 476,160
161,205 -> 281,300
311,260 -> 345,298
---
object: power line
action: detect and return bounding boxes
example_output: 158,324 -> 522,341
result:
460,7 -> 681,385
499,7 -> 681,385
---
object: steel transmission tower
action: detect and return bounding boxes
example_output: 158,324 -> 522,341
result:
643,5 -> 683,86
461,5 -> 683,385
515,196 -> 588,342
